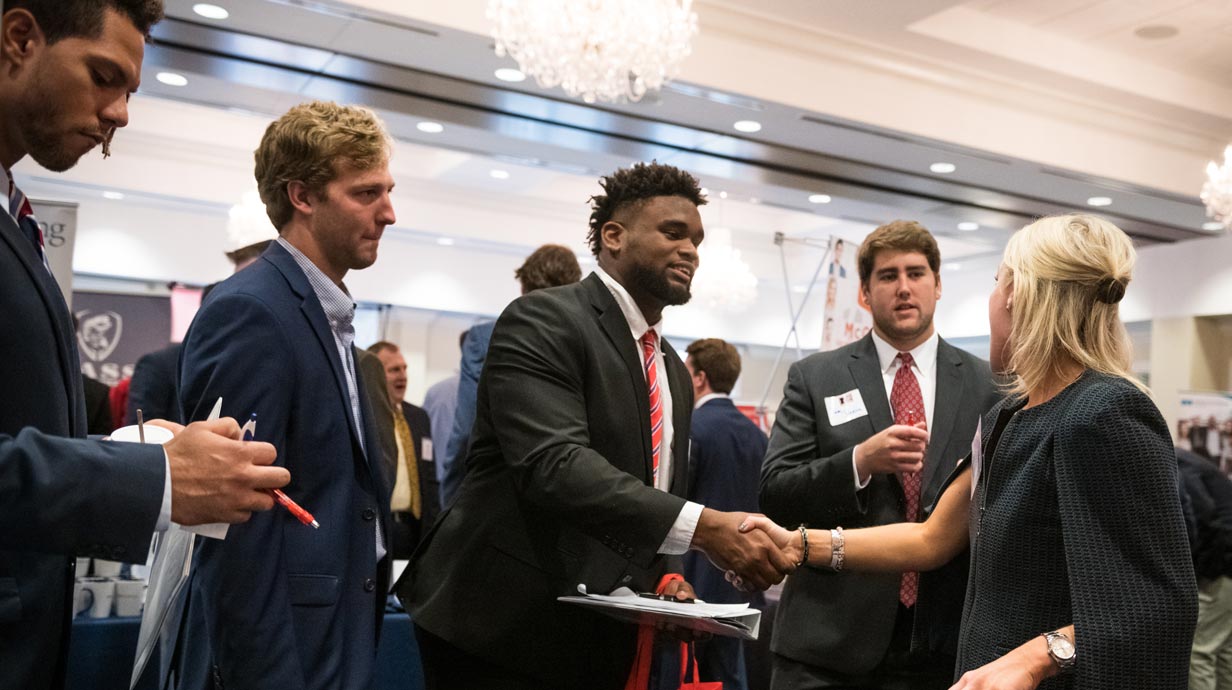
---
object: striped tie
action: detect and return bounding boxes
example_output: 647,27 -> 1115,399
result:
7,177 -> 49,271
640,329 -> 663,486
891,351 -> 926,607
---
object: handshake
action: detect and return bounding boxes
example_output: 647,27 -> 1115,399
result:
690,509 -> 805,591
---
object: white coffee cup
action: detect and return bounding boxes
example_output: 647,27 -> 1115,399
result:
109,424 -> 174,445
114,579 -> 145,617
73,580 -> 90,617
75,557 -> 91,577
80,577 -> 116,618
92,559 -> 122,577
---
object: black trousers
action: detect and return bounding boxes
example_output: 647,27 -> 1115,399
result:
414,625 -> 574,690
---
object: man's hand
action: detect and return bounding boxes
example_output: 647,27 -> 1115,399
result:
854,423 -> 929,482
655,578 -> 709,643
690,509 -> 795,591
164,417 -> 289,525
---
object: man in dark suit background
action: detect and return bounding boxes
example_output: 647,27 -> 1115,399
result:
760,221 -> 1000,690
0,3 -> 288,688
178,100 -> 396,689
369,340 -> 441,557
401,162 -> 794,690
682,337 -> 769,690
442,243 -> 582,506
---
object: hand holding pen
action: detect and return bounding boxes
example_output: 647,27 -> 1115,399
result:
241,414 -> 320,529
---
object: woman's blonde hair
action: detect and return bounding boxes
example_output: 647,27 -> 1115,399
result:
1000,214 -> 1144,397
255,100 -> 392,230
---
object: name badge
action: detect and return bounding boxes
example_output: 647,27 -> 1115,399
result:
422,438 -> 434,462
824,389 -> 869,427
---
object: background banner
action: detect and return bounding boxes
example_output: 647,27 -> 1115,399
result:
31,198 -> 78,308
820,236 -> 872,351
72,291 -> 171,385
1176,390 -> 1232,477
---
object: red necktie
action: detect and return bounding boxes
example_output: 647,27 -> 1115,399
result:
7,177 -> 48,271
641,329 -> 662,486
890,351 -> 925,607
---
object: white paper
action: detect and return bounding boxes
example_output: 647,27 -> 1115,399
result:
559,586 -> 761,640
824,388 -> 869,427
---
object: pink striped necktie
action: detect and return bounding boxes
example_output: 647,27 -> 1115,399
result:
640,329 -> 663,486
890,351 -> 925,607
7,177 -> 49,271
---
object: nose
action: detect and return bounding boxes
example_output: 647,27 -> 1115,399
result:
378,194 -> 396,226
895,275 -> 912,295
100,94 -> 130,130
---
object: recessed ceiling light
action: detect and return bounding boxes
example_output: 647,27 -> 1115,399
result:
436,237 -> 455,246
1203,221 -> 1225,231
489,169 -> 510,180
733,120 -> 762,133
1087,196 -> 1113,207
192,3 -> 229,20
494,68 -> 526,83
792,285 -> 809,294
156,72 -> 188,87
957,221 -> 979,231
930,162 -> 957,174
1134,24 -> 1179,40
944,262 -> 963,271
808,194 -> 832,204
749,197 -> 761,205
102,191 -> 125,200
416,121 -> 444,134
719,191 -> 728,199
700,187 -> 710,197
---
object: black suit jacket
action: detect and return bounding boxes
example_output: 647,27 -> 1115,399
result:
0,202 -> 164,690
760,333 -> 999,674
82,375 -> 114,436
127,343 -> 183,425
400,273 -> 692,689
683,397 -> 767,605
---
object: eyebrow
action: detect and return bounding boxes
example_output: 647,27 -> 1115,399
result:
88,54 -> 140,93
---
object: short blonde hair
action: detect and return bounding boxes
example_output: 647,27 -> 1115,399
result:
1000,214 -> 1142,397
254,101 -> 392,230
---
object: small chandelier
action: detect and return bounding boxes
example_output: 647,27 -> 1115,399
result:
488,0 -> 699,104
691,227 -> 758,313
1201,145 -> 1232,225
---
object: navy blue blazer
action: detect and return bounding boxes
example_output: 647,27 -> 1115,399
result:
683,397 -> 768,605
177,241 -> 391,690
0,205 -> 163,690
127,342 -> 183,425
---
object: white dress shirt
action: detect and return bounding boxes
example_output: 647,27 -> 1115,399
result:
852,330 -> 940,489
593,267 -> 703,555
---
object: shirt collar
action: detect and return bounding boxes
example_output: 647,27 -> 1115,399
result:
593,266 -> 664,341
694,392 -> 730,410
276,236 -> 355,329
870,329 -> 939,377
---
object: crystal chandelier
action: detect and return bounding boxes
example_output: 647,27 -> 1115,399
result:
1201,145 -> 1232,225
691,227 -> 759,313
488,0 -> 699,104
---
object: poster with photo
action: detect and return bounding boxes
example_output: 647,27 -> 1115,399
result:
1176,391 -> 1232,477
820,236 -> 873,351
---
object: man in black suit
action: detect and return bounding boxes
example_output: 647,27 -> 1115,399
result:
401,162 -> 794,690
760,220 -> 1000,690
369,340 -> 441,557
0,2 -> 288,688
682,337 -> 769,690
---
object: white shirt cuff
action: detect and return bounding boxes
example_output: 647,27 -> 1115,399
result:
156,449 -> 172,531
852,444 -> 871,490
658,501 -> 704,555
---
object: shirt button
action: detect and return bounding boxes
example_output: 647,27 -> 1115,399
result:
362,509 -> 375,521
364,578 -> 376,592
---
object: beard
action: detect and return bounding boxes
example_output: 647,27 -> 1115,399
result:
628,261 -> 692,306
17,72 -> 91,172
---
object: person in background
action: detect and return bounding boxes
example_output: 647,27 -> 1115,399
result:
680,337 -> 769,690
421,335 -> 461,501
369,340 -> 440,558
745,213 -> 1198,690
81,374 -> 113,435
441,243 -> 582,506
1178,447 -> 1232,690
759,220 -> 999,690
0,2 -> 287,687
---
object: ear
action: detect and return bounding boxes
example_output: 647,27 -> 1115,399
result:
286,181 -> 314,217
2,9 -> 44,70
600,220 -> 625,257
934,273 -> 943,300
857,282 -> 871,312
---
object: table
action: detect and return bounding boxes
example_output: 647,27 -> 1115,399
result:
67,613 -> 424,690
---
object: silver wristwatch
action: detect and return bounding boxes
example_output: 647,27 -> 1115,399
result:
1042,630 -> 1076,672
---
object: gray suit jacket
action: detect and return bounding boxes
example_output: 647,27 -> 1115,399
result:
760,333 -> 999,674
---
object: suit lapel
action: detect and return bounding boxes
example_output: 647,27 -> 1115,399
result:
265,244 -> 368,461
922,339 -> 964,491
847,334 -> 893,435
0,211 -> 82,434
662,344 -> 691,497
585,275 -> 654,483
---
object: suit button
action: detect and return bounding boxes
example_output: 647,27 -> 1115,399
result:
620,575 -> 632,584
362,509 -> 375,521
364,578 -> 376,592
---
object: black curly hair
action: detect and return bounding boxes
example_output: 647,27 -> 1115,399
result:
586,162 -> 707,257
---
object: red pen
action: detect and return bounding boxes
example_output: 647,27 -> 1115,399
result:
243,414 -> 320,529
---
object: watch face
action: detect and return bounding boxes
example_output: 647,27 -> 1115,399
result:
1050,635 -> 1076,660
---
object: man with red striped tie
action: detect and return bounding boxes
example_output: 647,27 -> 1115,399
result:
0,3 -> 289,688
760,220 -> 1001,690
402,162 -> 795,690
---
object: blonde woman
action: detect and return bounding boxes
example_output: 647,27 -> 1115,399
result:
744,215 -> 1197,690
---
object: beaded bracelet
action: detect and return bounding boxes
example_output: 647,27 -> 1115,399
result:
829,526 -> 845,571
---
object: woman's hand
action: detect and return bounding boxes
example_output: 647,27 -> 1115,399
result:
949,635 -> 1056,690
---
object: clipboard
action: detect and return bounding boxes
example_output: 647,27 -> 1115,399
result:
558,587 -> 761,640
